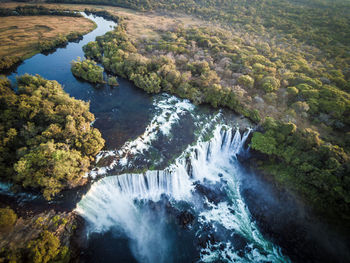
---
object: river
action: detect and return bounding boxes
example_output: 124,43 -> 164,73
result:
5,12 -> 350,263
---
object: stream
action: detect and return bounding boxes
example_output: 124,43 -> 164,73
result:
5,12 -> 350,263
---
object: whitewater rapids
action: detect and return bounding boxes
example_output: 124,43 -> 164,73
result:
76,124 -> 290,263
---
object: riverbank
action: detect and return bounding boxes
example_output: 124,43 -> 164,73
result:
0,5 -> 96,72
0,10 -> 115,262
0,2 -> 349,262
76,6 -> 350,229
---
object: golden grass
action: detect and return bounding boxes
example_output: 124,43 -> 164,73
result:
0,15 -> 95,59
0,2 -> 208,41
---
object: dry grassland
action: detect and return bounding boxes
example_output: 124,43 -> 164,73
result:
0,15 -> 95,59
1,2 -> 208,41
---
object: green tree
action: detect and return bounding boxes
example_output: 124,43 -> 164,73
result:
0,207 -> 17,229
27,231 -> 60,263
14,141 -> 89,200
0,75 -> 104,199
71,58 -> 104,84
261,76 -> 280,92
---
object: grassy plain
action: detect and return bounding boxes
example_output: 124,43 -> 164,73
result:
0,2 -> 206,40
0,15 -> 95,59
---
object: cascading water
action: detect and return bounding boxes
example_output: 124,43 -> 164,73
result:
77,125 -> 290,263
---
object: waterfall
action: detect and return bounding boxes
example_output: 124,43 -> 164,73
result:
77,125 -> 290,263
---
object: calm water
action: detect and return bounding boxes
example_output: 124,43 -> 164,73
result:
7,13 -> 153,149
5,13 -> 350,263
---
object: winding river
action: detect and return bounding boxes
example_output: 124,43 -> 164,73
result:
5,12 -> 350,263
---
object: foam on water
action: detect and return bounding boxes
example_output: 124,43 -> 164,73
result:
90,93 -> 217,176
77,125 -> 290,263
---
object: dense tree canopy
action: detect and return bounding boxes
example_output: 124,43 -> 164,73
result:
251,118 -> 350,221
0,56 -> 22,72
0,5 -> 81,17
81,7 -> 350,222
0,75 -> 104,199
71,58 -> 105,84
48,0 -> 350,61
83,23 -> 261,122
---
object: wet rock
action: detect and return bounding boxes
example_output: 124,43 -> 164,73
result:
194,182 -> 228,205
177,210 -> 195,227
232,233 -> 248,251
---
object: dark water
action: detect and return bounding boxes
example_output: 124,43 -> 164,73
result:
239,165 -> 350,263
4,12 -> 350,263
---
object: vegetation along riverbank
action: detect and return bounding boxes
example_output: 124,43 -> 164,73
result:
0,1 -> 349,261
0,5 -> 96,72
77,3 -> 350,226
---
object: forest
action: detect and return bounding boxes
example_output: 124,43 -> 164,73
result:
0,1 -> 349,261
0,5 -> 81,17
80,5 -> 350,223
48,0 -> 350,57
0,75 -> 104,200
251,118 -> 350,221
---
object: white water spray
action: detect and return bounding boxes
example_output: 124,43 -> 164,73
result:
77,125 -> 290,263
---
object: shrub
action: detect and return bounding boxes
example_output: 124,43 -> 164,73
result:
130,72 -> 161,93
292,101 -> 310,113
251,132 -> 277,154
261,76 -> 280,92
108,76 -> 119,86
287,86 -> 299,97
0,207 -> 17,229
252,63 -> 265,73
237,75 -> 254,88
27,231 -> 60,263
71,58 -> 104,84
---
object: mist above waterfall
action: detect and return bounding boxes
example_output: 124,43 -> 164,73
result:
77,125 -> 290,263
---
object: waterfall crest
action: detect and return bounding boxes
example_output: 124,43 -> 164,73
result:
77,125 -> 289,263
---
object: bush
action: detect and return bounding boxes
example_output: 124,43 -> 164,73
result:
287,86 -> 299,97
130,72 -> 161,93
292,101 -> 310,113
237,75 -> 254,88
71,58 -> 104,84
251,132 -> 277,155
261,76 -> 280,92
0,207 -> 17,229
108,76 -> 119,86
27,231 -> 60,263
0,56 -> 22,71
187,61 -> 210,76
